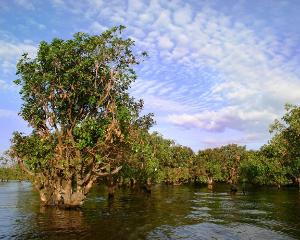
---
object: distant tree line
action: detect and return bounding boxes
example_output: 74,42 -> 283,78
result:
0,156 -> 27,181
114,104 -> 300,190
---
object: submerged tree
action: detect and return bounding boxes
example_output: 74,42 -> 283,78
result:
195,148 -> 223,185
192,144 -> 247,186
269,104 -> 300,186
240,149 -> 287,187
9,26 -> 151,207
121,131 -> 165,191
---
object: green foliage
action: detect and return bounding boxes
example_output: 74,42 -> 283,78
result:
73,117 -> 106,150
192,144 -> 246,184
239,104 -> 300,186
268,104 -> 300,180
11,132 -> 55,171
201,149 -> 223,182
163,145 -> 194,184
163,167 -> 190,184
123,131 -> 165,184
240,151 -> 288,186
0,154 -> 27,180
143,134 -> 194,185
120,131 -> 195,185
0,166 -> 27,181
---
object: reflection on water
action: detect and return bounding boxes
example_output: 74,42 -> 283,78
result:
148,223 -> 294,240
0,182 -> 299,239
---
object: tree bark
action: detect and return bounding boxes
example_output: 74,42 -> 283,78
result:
207,177 -> 213,190
107,175 -> 117,199
17,155 -> 122,207
207,177 -> 213,185
230,184 -> 238,193
35,178 -> 86,208
142,178 -> 152,193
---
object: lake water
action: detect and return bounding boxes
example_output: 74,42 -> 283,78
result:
0,182 -> 299,239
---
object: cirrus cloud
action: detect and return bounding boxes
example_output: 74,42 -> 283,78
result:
60,0 -> 300,148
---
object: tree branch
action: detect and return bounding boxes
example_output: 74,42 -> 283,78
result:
95,166 -> 122,177
17,157 -> 35,177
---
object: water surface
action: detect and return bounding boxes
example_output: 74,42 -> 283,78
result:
0,182 -> 299,239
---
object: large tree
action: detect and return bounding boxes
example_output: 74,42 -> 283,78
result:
9,26 -> 151,207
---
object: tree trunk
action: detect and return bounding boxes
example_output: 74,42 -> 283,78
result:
130,178 -> 136,187
39,189 -> 85,207
230,184 -> 238,193
35,179 -> 86,208
107,185 -> 115,199
207,177 -> 213,185
107,175 -> 117,199
142,178 -> 152,193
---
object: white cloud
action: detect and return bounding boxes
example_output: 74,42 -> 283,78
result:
143,95 -> 191,113
166,107 -> 277,132
1,61 -> 15,74
0,41 -> 37,61
90,22 -> 107,33
51,0 -> 64,6
0,80 -> 17,91
128,0 -> 144,11
88,0 -> 103,9
173,4 -> 193,26
0,40 -> 37,74
201,132 -> 266,148
14,0 -> 34,10
157,35 -> 173,49
0,109 -> 17,118
28,19 -> 46,30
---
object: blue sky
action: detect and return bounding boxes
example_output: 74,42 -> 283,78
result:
1,0 -> 300,152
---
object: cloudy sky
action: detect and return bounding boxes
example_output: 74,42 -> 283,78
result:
1,0 -> 300,152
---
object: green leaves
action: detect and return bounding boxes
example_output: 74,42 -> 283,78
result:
267,104 -> 300,180
192,144 -> 246,184
15,25 -> 144,131
239,105 -> 300,186
73,117 -> 106,150
10,132 -> 55,172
